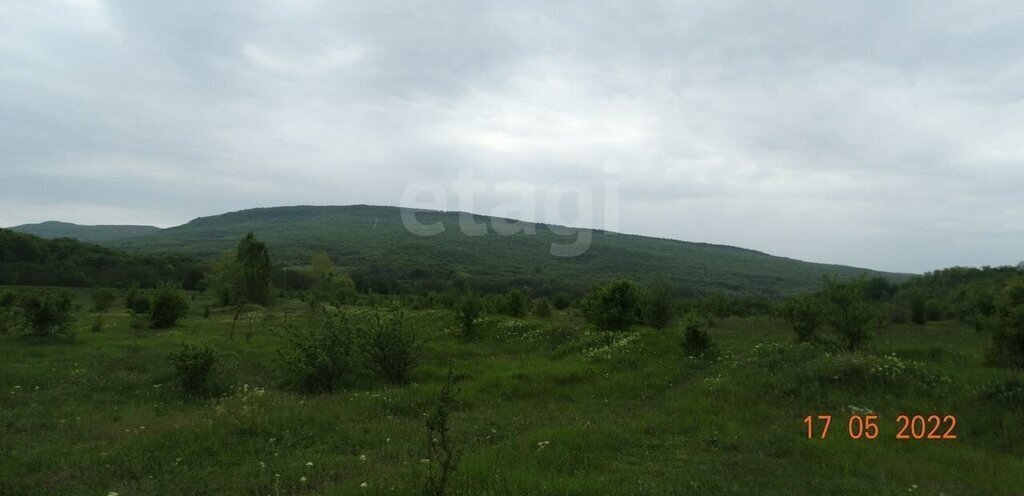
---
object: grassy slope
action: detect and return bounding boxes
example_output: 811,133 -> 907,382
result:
9,221 -> 161,242
108,205 -> 907,296
1,297 -> 1020,495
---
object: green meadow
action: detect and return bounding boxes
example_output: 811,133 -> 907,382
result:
2,290 -> 1022,495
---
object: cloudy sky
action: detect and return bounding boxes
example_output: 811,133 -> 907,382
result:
2,0 -> 1023,273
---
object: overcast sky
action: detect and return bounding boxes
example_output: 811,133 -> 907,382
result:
2,0 -> 1023,273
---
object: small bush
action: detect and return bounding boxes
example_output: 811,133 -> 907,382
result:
532,298 -> 552,318
682,317 -> 713,358
92,288 -> 116,312
778,295 -> 823,342
424,365 -> 462,496
168,343 -> 218,397
129,311 -> 146,331
822,276 -> 878,351
986,276 -> 1024,369
150,286 -> 190,329
124,285 -> 151,314
0,292 -> 18,335
361,311 -> 423,385
582,279 -> 642,331
505,289 -> 528,318
456,293 -> 483,341
17,291 -> 74,338
279,315 -> 355,393
90,314 -> 104,333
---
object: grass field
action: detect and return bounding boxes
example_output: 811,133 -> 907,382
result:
1,294 -> 1022,495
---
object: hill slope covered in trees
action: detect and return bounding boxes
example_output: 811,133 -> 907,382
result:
104,205 -> 907,297
9,221 -> 161,242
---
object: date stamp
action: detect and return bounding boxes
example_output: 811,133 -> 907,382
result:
804,414 -> 958,440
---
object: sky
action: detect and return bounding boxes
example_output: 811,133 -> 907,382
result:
2,0 -> 1023,273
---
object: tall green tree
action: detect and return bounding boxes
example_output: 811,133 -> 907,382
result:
236,232 -> 272,306
822,276 -> 877,351
583,279 -> 642,331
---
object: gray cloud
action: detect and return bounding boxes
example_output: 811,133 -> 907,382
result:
2,0 -> 1023,272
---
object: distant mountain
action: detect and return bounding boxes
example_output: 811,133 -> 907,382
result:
8,221 -> 161,242
106,205 -> 910,297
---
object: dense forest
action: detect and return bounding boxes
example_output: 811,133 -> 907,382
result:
0,229 -> 205,289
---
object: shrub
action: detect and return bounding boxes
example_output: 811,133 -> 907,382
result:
424,365 -> 462,496
582,279 -> 642,331
552,292 -> 572,311
778,295 -> 823,342
822,276 -> 877,351
456,293 -> 483,341
124,285 -> 151,314
168,343 -> 218,397
361,311 -> 423,385
279,315 -> 355,393
505,289 -> 528,318
0,292 -> 18,335
129,311 -> 146,332
17,291 -> 74,338
642,280 -> 673,329
92,287 -> 116,312
532,298 -> 552,318
682,316 -> 713,358
149,286 -> 190,329
987,276 -> 1024,369
90,314 -> 104,333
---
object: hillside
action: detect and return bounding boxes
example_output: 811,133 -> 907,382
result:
9,221 -> 161,242
107,205 -> 907,297
0,228 -> 203,288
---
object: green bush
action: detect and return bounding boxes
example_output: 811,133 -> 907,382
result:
0,292 -> 18,335
582,279 -> 642,331
17,291 -> 74,338
456,293 -> 483,341
149,286 -> 190,329
532,298 -> 552,318
167,343 -> 218,397
778,295 -> 823,342
361,311 -> 423,385
505,289 -> 528,318
279,315 -> 355,393
682,316 -> 713,358
90,314 -> 104,333
92,287 -> 116,312
642,280 -> 674,329
124,285 -> 151,314
822,276 -> 878,351
987,276 -> 1024,369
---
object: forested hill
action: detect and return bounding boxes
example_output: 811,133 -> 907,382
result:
0,229 -> 203,289
106,205 -> 906,297
9,221 -> 161,242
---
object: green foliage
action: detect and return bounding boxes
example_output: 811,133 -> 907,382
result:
124,284 -> 151,314
236,232 -> 273,306
149,286 -> 190,329
532,298 -> 552,318
822,276 -> 878,351
203,253 -> 244,307
0,228 -> 204,288
361,311 -> 423,385
552,292 -> 572,310
778,295 -> 823,342
582,279 -> 642,331
642,280 -> 674,329
456,293 -> 483,341
424,365 -> 461,496
0,292 -> 18,335
90,314 -> 104,333
987,276 -> 1024,369
108,205 -> 902,298
167,343 -> 218,397
505,289 -> 528,318
279,315 -> 355,393
682,315 -> 713,358
16,291 -> 73,338
91,287 -> 116,312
